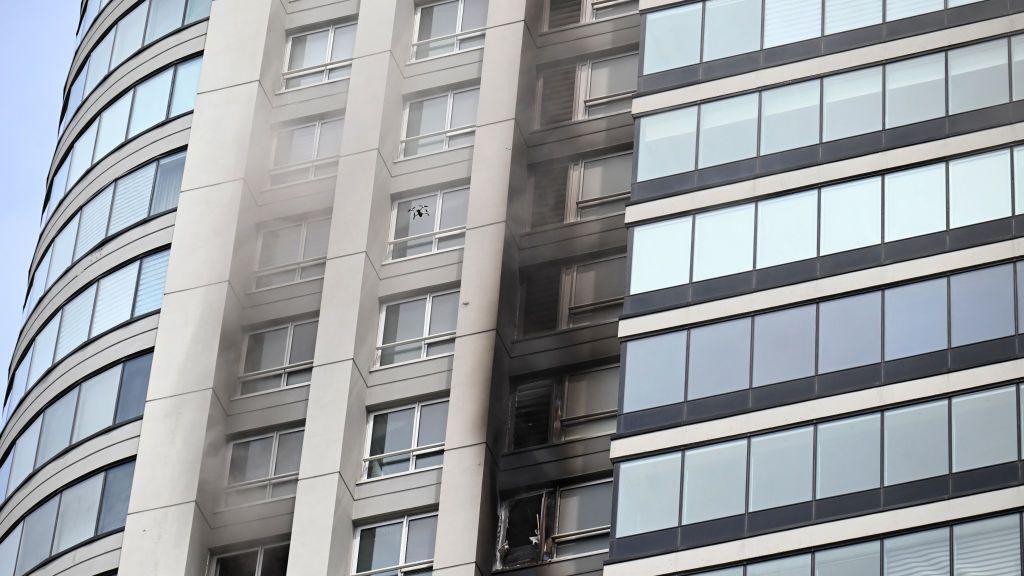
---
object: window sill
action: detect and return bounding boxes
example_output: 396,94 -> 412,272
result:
356,463 -> 444,485
407,44 -> 485,65
275,75 -> 350,96
370,352 -> 455,372
395,141 -> 474,163
383,244 -> 464,265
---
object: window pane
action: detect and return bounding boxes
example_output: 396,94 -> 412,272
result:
884,278 -> 948,360
128,68 -> 173,137
819,292 -> 882,373
884,400 -> 949,485
94,94 -> 131,159
15,497 -> 59,575
97,461 -> 135,533
152,152 -> 185,213
581,154 -> 631,201
111,6 -> 146,65
74,365 -> 121,442
405,516 -> 438,563
330,24 -> 357,62
623,331 -> 686,412
274,125 -> 316,167
630,217 -> 691,294
643,4 -> 701,74
884,528 -> 950,576
47,219 -> 78,286
824,67 -> 883,141
244,327 -> 289,373
885,54 -> 946,128
273,430 -> 303,475
825,0 -> 881,34
462,0 -> 488,29
558,482 -> 612,534
68,122 -> 97,189
302,219 -> 330,260
698,93 -> 758,168
589,54 -> 637,100
952,386 -> 1017,472
949,149 -> 1011,228
230,436 -> 273,483
217,551 -> 258,576
53,474 -> 103,552
55,285 -> 96,359
417,0 -> 458,41
753,305 -> 816,387
884,163 -> 946,242
820,178 -> 881,255
0,526 -> 21,576
315,118 -> 345,159
760,81 -> 820,155
134,250 -> 168,315
356,521 -> 402,571
288,321 -> 317,364
949,39 -> 1009,115
617,452 -> 681,536
36,388 -> 78,465
953,515 -> 1021,575
109,161 -> 156,234
437,189 -> 469,232
369,408 -> 414,477
288,30 -> 329,70
428,292 -> 459,335
817,542 -> 881,576
259,225 -> 303,269
9,420 -> 41,491
85,34 -> 113,93
116,354 -> 152,423
703,0 -> 762,61
683,440 -> 746,524
951,264 -> 1014,347
29,315 -> 60,384
688,318 -> 751,400
185,0 -> 211,22
417,401 -> 448,446
637,107 -> 697,180
748,555 -> 812,576
450,89 -> 479,128
750,427 -> 813,511
692,204 -> 755,281
170,57 -> 202,116
573,258 -> 625,306
145,0 -> 187,43
1014,36 -> 1024,101
565,366 -> 618,418
75,186 -> 113,259
763,0 -> 820,48
92,262 -> 140,335
887,0 -> 943,18
816,414 -> 880,498
757,189 -> 817,268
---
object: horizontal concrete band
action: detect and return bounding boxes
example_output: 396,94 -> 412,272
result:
619,237 -> 1024,338
611,358 -> 1024,459
632,14 -> 1024,116
604,485 -> 1024,576
626,122 -> 1024,224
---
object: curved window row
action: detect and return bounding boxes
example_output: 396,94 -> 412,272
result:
26,151 -> 184,320
616,384 -> 1024,540
637,36 -> 1024,182
77,0 -> 113,45
0,354 -> 151,504
44,55 -> 202,224
4,249 -> 170,428
643,0 -> 985,75
64,0 -> 211,132
631,145 -> 1024,294
624,261 -> 1023,414
0,461 -> 135,576
682,511 -> 1022,576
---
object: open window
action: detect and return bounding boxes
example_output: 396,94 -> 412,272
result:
509,365 -> 618,450
496,479 -> 612,568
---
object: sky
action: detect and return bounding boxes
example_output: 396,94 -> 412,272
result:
0,1 -> 79,371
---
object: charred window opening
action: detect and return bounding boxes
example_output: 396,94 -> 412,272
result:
508,365 -> 619,451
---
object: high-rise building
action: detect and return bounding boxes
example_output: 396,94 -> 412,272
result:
613,0 -> 1024,575
1,1 -> 638,575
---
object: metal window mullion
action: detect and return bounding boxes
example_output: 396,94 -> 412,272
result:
399,516 -> 411,565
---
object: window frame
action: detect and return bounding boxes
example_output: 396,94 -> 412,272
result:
211,541 -> 290,576
351,512 -> 439,576
281,22 -> 357,91
566,151 -> 632,222
386,186 -> 469,262
236,318 -> 319,397
410,0 -> 487,62
251,216 -> 331,291
375,289 -> 460,368
543,0 -> 639,31
579,52 -> 639,119
559,254 -> 626,328
223,427 -> 304,508
399,87 -> 479,158
268,116 -> 345,187
361,398 -> 449,481
551,477 -> 613,558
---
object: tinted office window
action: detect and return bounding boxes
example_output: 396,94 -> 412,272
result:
887,0 -> 943,20
823,66 -> 883,141
884,400 -> 949,485
15,497 -> 59,575
760,81 -> 820,155
816,414 -> 880,498
948,149 -> 1012,229
637,108 -> 697,181
816,541 -> 881,576
884,163 -> 946,242
951,386 -> 1017,472
692,204 -> 754,281
703,0 -> 761,61
698,94 -> 758,168
687,318 -> 751,400
818,292 -> 881,373
763,0 -> 820,48
884,278 -> 948,360
623,331 -> 687,412
643,4 -> 701,74
752,304 -> 816,387
748,554 -> 812,576
820,177 -> 881,255
630,217 -> 691,294
1014,36 -> 1024,101
950,264 -> 1015,347
883,528 -> 950,576
616,452 -> 681,536
682,440 -> 746,524
825,0 -> 882,35
749,427 -> 812,511
885,53 -> 946,128
947,39 -> 1009,115
756,189 -> 817,269
953,515 -> 1021,575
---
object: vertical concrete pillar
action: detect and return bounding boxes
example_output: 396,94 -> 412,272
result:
286,2 -> 400,574
118,1 -> 274,573
432,3 -> 528,575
